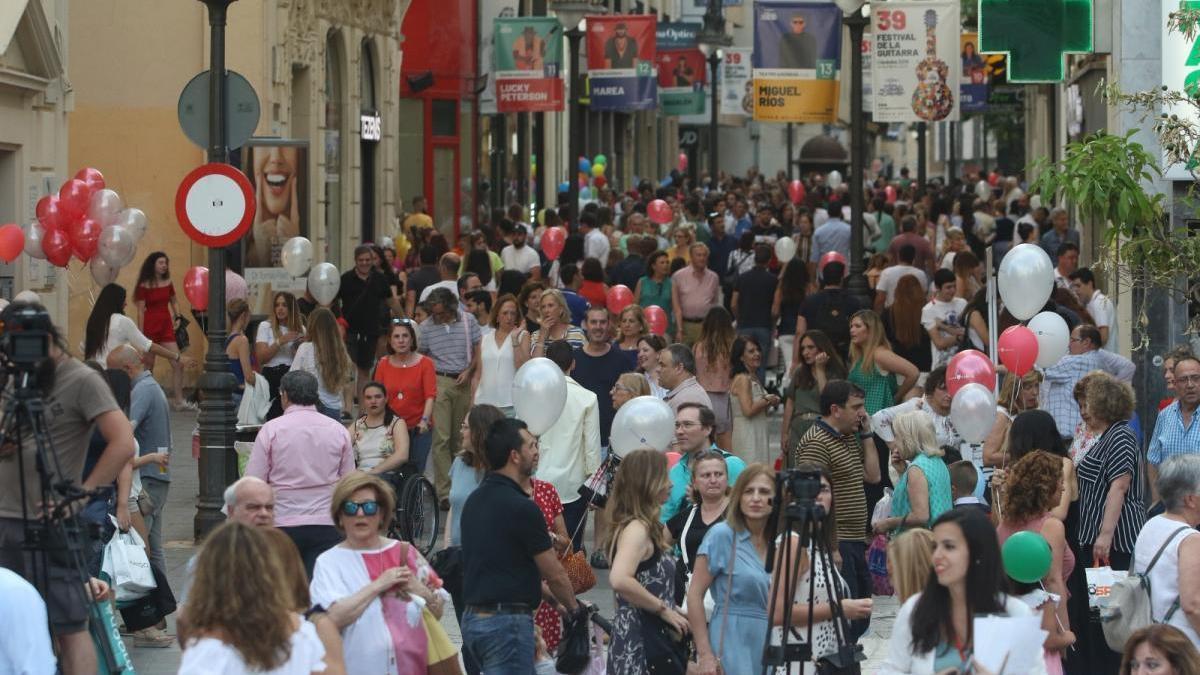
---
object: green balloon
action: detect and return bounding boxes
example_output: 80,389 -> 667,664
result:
594,154 -> 607,166
1002,531 -> 1052,583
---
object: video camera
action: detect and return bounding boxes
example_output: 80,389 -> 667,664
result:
0,303 -> 53,387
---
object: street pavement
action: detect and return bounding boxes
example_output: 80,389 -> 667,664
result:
128,405 -> 897,673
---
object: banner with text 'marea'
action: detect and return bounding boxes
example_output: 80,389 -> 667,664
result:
752,1 -> 843,123
587,15 -> 658,111
495,17 -> 565,113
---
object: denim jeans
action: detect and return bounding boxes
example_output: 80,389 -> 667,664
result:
409,427 -> 433,474
461,611 -> 535,675
838,540 -> 871,640
317,402 -> 341,421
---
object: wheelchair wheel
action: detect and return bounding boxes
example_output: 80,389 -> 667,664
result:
396,474 -> 440,556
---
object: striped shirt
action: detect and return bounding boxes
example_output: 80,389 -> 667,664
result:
1076,420 -> 1146,554
1148,401 -> 1200,466
794,421 -> 868,543
418,311 -> 482,373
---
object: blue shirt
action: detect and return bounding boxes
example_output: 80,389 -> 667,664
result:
130,370 -> 172,482
810,219 -> 852,263
706,233 -> 737,278
1148,400 -> 1200,466
661,445 -> 747,522
571,345 -> 637,446
562,290 -> 590,327
448,456 -> 485,545
734,216 -> 753,238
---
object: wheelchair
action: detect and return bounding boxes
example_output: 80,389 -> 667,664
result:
379,463 -> 441,556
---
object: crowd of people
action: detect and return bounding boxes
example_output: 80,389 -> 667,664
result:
1,166 -> 1199,675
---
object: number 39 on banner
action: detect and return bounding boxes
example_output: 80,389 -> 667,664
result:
875,9 -> 906,30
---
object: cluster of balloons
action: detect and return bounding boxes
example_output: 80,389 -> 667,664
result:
571,153 -> 609,201
279,236 -> 341,306
18,168 -> 146,284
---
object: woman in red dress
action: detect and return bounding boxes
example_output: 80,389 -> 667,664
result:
134,252 -> 190,409
524,476 -> 571,652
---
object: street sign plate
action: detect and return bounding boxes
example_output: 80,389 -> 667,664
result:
177,69 -> 261,151
175,163 -> 256,248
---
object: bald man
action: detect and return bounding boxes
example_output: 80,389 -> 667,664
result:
224,476 -> 276,527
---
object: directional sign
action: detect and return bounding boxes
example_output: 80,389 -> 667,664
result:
978,0 -> 1093,83
175,163 -> 256,248
177,70 -> 261,151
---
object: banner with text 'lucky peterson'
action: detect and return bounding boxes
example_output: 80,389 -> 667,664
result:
494,17 -> 565,113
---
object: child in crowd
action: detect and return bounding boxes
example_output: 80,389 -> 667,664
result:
949,461 -> 990,514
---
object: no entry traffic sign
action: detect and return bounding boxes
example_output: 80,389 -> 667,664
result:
175,163 -> 256,248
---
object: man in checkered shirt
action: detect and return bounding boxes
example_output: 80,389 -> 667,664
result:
1148,355 -> 1200,505
1041,324 -> 1135,441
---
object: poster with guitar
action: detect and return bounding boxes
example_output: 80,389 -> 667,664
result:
871,0 -> 960,122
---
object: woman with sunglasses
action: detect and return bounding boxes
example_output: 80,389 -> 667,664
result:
373,319 -> 436,472
312,472 -> 454,675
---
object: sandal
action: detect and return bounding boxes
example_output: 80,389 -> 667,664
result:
132,627 -> 175,648
589,550 -> 609,569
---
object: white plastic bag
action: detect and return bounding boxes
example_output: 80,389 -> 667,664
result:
101,516 -> 156,601
871,488 -> 893,528
1086,566 -> 1117,609
237,375 -> 271,425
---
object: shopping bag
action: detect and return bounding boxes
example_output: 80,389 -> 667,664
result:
867,533 -> 894,596
1086,566 -> 1117,609
870,488 -> 893,528
100,516 -> 156,602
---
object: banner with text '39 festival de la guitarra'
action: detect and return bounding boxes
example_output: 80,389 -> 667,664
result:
752,1 -> 843,123
587,15 -> 658,111
871,0 -> 960,122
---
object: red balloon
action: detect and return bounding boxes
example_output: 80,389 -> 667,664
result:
818,251 -> 847,271
788,179 -> 806,204
644,305 -> 668,336
677,153 -> 688,172
41,227 -> 72,267
998,325 -> 1039,377
0,224 -> 23,263
75,167 -> 106,194
68,217 -> 101,262
606,284 -> 634,314
542,226 -> 566,261
987,171 -> 1001,187
36,195 -> 66,230
647,199 -> 672,225
184,266 -> 210,311
665,451 -> 682,468
946,349 -> 997,397
594,175 -> 607,189
58,179 -> 91,222
885,185 -> 897,204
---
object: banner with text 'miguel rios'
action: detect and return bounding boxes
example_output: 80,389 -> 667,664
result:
494,17 -> 565,112
587,15 -> 658,111
752,1 -> 843,123
656,22 -> 706,115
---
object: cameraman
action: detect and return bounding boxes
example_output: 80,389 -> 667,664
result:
0,301 -> 135,675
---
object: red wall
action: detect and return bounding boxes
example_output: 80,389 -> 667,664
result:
399,0 -> 478,98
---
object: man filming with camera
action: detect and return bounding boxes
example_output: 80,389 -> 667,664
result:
0,301 -> 135,674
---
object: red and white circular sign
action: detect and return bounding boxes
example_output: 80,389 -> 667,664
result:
174,163 -> 256,248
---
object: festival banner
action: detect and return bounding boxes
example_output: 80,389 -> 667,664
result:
656,22 -> 705,116
960,32 -> 988,113
720,47 -> 754,116
494,17 -> 565,113
870,1 -> 960,122
586,15 -> 657,111
752,2 -> 843,123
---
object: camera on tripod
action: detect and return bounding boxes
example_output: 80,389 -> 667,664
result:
776,468 -> 826,519
0,303 -> 53,373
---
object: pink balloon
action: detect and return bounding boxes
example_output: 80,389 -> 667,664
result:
606,284 -> 633,314
184,266 -> 210,310
665,451 -> 682,468
946,349 -> 997,397
644,305 -> 668,336
788,179 -> 806,204
0,224 -> 23,263
998,325 -> 1039,377
988,171 -> 1000,187
885,185 -> 897,204
818,251 -> 847,272
74,167 -> 106,194
67,217 -> 101,262
647,199 -> 672,225
58,179 -> 91,223
41,227 -> 72,267
542,226 -> 566,261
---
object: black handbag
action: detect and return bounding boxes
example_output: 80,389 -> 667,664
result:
640,609 -> 689,674
119,562 -> 177,632
173,314 -> 191,351
555,608 -> 592,674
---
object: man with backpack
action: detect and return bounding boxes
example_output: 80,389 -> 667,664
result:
794,261 -> 865,363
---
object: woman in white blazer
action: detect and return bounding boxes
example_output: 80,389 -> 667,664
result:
879,508 -> 1047,675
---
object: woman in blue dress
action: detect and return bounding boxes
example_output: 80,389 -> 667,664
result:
685,463 -> 775,675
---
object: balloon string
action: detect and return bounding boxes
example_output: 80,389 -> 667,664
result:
1038,580 -> 1076,651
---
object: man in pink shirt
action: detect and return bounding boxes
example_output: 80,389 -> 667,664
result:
671,243 -> 720,345
246,370 -> 355,577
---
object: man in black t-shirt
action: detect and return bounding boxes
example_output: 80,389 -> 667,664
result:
405,244 -> 442,316
733,245 -> 779,382
795,261 -> 865,363
336,245 -> 390,403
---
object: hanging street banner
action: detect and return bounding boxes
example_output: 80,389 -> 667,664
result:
871,1 -> 960,122
960,31 -> 991,113
720,47 -> 754,116
494,17 -> 565,113
479,0 -> 519,114
752,2 -> 843,123
587,16 -> 657,111
656,22 -> 706,116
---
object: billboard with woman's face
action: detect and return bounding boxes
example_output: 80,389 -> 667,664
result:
241,140 -> 309,269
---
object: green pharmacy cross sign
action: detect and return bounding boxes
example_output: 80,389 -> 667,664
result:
978,0 -> 1094,83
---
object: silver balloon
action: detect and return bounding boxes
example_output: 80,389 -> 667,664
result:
116,208 -> 149,241
89,256 -> 119,286
512,357 -> 567,436
774,236 -> 797,263
23,221 -> 46,260
827,170 -> 843,189
610,396 -> 675,458
950,383 -> 997,444
1028,310 -> 1070,368
87,189 -> 124,227
97,225 -> 137,268
997,243 -> 1054,320
975,179 -> 992,200
280,236 -> 314,278
307,262 -> 340,305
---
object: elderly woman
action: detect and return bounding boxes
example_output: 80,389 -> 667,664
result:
517,288 -> 585,364
666,449 -> 730,573
1133,455 -> 1200,647
311,472 -> 453,675
874,411 -> 953,534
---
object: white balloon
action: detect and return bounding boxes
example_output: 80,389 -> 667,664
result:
280,237 -> 314,278
998,243 -> 1054,320
610,396 -> 675,458
827,170 -> 843,189
774,236 -> 797,264
307,262 -> 341,305
1028,311 -> 1070,368
97,225 -> 137,268
512,357 -> 567,436
23,221 -> 46,260
89,256 -> 119,286
87,189 -> 124,227
950,383 -> 997,444
975,179 -> 991,200
116,208 -> 149,241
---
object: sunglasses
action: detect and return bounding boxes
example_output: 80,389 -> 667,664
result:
342,500 -> 380,516
392,318 -> 416,326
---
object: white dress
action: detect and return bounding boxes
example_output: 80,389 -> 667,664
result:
731,376 -> 771,465
177,616 -> 326,674
474,330 -> 516,408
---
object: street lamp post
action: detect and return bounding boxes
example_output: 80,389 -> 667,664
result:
697,0 -> 731,189
551,1 -> 604,226
195,0 -> 239,540
836,0 -> 871,306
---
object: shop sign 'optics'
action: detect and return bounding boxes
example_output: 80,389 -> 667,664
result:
977,0 -> 1093,83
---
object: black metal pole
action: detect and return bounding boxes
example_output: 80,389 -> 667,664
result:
195,0 -> 238,541
516,112 -> 527,207
709,52 -> 720,188
916,122 -> 926,198
786,123 -> 795,181
567,28 -> 583,225
844,10 -> 870,305
948,121 -> 958,185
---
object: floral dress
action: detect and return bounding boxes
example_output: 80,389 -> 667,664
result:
608,543 -> 680,675
531,479 -> 565,652
352,417 -> 399,470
